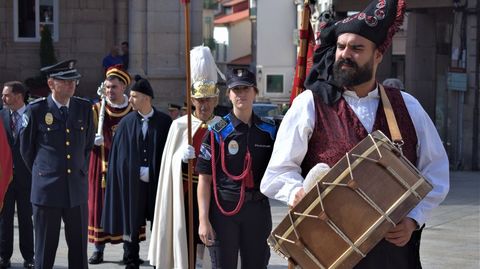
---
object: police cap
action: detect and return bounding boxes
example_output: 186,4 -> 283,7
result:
40,59 -> 82,80
226,68 -> 255,89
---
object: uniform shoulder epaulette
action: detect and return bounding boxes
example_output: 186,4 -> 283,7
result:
260,117 -> 275,126
211,118 -> 228,133
28,97 -> 46,106
72,96 -> 92,104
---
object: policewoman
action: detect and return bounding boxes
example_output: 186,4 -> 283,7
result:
196,68 -> 276,269
19,59 -> 95,269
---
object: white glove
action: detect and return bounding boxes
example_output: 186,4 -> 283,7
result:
303,163 -> 331,193
181,145 -> 196,163
94,134 -> 104,146
140,167 -> 149,182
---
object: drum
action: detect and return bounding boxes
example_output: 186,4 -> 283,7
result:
268,130 -> 433,269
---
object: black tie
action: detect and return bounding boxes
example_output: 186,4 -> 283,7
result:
60,106 -> 68,122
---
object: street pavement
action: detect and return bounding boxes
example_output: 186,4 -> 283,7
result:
6,171 -> 480,268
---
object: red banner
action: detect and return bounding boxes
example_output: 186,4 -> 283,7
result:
290,4 -> 315,104
0,121 -> 13,213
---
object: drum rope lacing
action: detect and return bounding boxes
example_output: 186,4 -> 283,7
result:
271,133 -> 426,267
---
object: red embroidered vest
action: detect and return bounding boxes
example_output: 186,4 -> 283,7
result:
301,87 -> 418,177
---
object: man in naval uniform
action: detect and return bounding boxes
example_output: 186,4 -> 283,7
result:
20,59 -> 95,269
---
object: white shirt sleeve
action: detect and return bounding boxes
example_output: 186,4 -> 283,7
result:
401,92 -> 450,226
260,90 -> 316,205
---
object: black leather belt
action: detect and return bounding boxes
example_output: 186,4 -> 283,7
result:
219,190 -> 266,202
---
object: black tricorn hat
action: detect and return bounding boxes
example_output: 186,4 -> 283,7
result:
130,75 -> 154,98
40,59 -> 82,80
334,0 -> 406,53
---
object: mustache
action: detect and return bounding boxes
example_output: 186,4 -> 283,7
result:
336,58 -> 358,69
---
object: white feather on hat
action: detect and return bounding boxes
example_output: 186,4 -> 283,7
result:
190,45 -> 225,82
189,45 -> 224,98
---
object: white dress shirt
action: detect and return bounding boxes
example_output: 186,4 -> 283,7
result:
260,88 -> 450,226
138,109 -> 154,183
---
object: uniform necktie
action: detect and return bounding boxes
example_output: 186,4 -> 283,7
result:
10,111 -> 19,138
60,106 -> 68,122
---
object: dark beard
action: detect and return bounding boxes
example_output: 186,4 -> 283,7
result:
332,58 -> 373,88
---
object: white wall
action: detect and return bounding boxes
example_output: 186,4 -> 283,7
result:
256,0 -> 296,101
227,19 -> 251,62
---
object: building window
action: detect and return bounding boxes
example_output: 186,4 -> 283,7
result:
14,0 -> 59,42
266,74 -> 284,93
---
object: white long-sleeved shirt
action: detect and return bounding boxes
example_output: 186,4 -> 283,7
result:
260,88 -> 450,226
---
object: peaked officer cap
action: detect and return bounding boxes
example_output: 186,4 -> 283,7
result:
41,59 -> 82,80
226,68 -> 256,89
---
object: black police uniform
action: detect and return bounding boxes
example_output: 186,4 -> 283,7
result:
0,108 -> 34,267
196,112 -> 276,269
19,60 -> 95,269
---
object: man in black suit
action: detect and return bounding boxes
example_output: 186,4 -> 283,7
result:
19,60 -> 95,269
0,81 -> 34,269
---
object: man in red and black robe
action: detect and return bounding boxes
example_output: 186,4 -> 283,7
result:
87,66 -> 133,264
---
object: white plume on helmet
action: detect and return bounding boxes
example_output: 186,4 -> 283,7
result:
190,45 -> 224,98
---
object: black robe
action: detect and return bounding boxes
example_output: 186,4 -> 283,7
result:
101,108 -> 171,240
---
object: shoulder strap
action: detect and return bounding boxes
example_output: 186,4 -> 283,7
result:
379,84 -> 403,145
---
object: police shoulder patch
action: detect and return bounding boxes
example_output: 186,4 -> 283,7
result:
212,118 -> 228,133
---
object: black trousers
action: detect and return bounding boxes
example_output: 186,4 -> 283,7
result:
33,203 -> 88,269
355,227 -> 424,269
0,186 -> 34,261
210,198 -> 272,269
123,181 -> 148,265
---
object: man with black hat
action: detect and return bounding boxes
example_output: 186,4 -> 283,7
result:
101,75 -> 171,269
19,59 -> 95,269
87,65 -> 133,264
196,67 -> 276,268
260,0 -> 449,268
0,81 -> 34,269
167,103 -> 182,120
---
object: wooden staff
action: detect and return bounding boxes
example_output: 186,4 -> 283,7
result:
181,0 -> 194,268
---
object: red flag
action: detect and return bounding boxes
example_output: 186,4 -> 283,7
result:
0,120 -> 13,213
290,4 -> 316,105
180,0 -> 190,3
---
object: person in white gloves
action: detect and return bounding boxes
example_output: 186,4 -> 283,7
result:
87,65 -> 133,265
149,46 -> 222,269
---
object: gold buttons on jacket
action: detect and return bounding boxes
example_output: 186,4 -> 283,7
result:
66,141 -> 70,146
67,169 -> 71,174
67,154 -> 71,159
66,128 -> 70,133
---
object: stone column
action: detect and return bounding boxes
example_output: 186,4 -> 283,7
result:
128,0 -> 147,76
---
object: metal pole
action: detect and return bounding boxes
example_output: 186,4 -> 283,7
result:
472,0 -> 479,170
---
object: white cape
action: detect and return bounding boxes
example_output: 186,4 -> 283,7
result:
148,114 -> 221,269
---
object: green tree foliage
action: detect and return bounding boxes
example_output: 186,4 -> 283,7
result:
40,26 -> 57,67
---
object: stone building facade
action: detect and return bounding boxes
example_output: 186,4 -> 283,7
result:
0,0 -> 202,109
